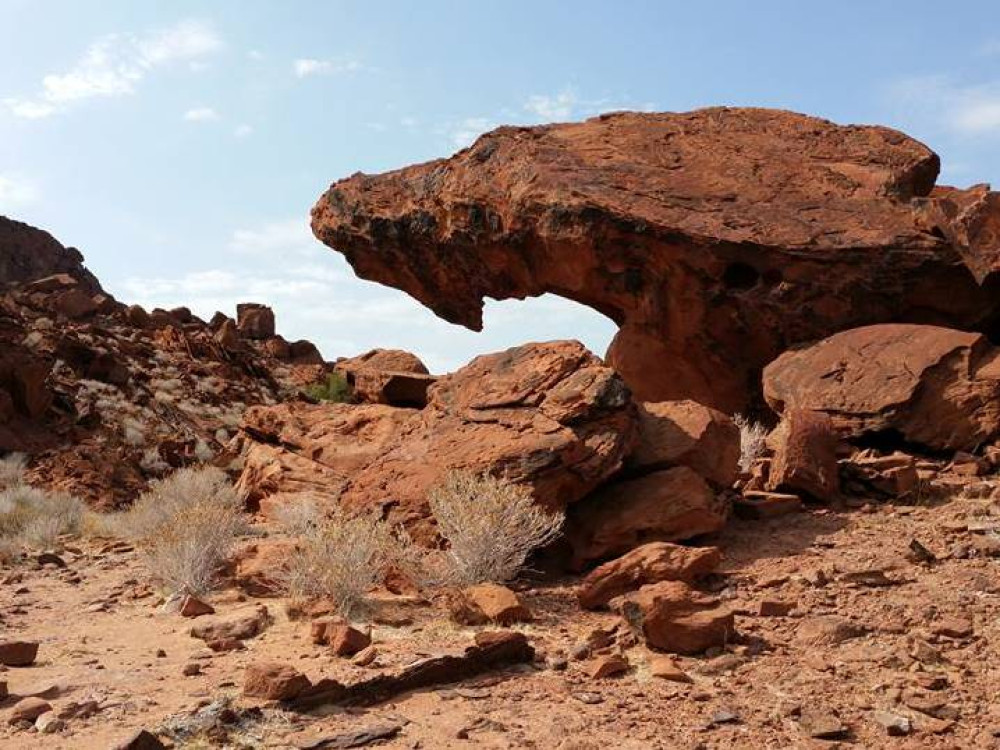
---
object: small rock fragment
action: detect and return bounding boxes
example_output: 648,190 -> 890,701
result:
243,662 -> 312,701
110,729 -> 167,750
8,697 -> 51,724
0,640 -> 38,667
649,656 -> 693,683
873,710 -> 911,736
586,654 -> 629,679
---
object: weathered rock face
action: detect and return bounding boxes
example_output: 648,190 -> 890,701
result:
237,340 -> 636,539
763,324 -> 1000,451
627,401 -> 740,487
565,466 -> 728,568
312,108 -> 1000,412
0,216 -> 102,292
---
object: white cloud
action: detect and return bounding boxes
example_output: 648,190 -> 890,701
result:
524,89 -> 578,120
183,106 -> 219,122
293,58 -> 363,78
0,174 -> 40,208
891,75 -> 1000,135
228,218 -> 319,256
234,123 -> 253,138
4,20 -> 222,119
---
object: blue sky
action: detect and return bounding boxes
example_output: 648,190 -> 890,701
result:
2,1 -> 999,372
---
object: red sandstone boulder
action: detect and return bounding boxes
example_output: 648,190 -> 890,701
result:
613,580 -> 735,655
189,605 -> 271,642
578,542 -> 722,609
312,108 -> 1000,413
628,400 -> 740,487
450,583 -> 532,625
243,662 -> 312,700
566,466 -> 727,569
763,324 -> 1000,451
766,409 -> 841,502
336,349 -> 436,407
237,303 -> 276,340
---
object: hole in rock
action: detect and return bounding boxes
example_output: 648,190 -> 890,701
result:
470,293 -> 619,363
722,262 -> 761,290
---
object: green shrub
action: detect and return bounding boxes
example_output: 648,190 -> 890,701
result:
303,372 -> 352,403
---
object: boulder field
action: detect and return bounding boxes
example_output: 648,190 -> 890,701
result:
311,107 -> 1000,413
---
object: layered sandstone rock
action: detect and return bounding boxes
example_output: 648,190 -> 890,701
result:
312,108 -> 1000,412
237,340 -> 636,539
763,324 -> 1000,451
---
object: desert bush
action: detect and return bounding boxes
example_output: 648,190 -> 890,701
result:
278,508 -> 391,615
0,453 -> 27,489
0,483 -> 87,548
303,372 -> 352,403
733,414 -> 768,473
117,466 -> 246,596
271,495 -> 322,536
428,470 -> 564,585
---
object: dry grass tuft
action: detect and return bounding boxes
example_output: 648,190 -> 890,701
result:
278,508 -> 392,616
0,453 -> 28,490
0,482 -> 88,555
733,414 -> 768,473
115,466 -> 246,596
429,470 -> 563,585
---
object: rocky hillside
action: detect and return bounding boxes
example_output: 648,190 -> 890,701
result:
0,216 -> 328,507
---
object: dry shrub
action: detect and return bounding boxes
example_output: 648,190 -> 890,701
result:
733,414 -> 768,473
0,482 -> 88,558
278,508 -> 392,616
429,470 -> 564,585
117,466 -> 246,596
0,453 -> 27,489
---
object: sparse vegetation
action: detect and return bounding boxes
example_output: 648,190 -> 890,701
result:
303,371 -> 352,403
0,452 -> 28,489
116,466 -> 246,596
0,483 -> 88,553
277,507 -> 391,616
428,470 -> 564,585
733,413 -> 768,473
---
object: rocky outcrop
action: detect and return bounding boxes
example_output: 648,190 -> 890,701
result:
312,108 -> 1000,412
0,216 -> 102,292
237,340 -> 636,539
763,324 -> 1000,452
334,348 -> 436,407
0,217 -> 329,505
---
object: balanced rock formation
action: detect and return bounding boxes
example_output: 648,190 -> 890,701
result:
312,108 -> 1000,412
237,340 -> 636,539
763,324 -> 1000,452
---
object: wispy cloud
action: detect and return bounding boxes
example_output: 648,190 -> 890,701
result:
234,123 -> 253,138
0,174 -> 40,208
183,106 -> 219,122
293,58 -> 363,78
228,218 -> 320,256
524,89 -> 578,120
891,75 -> 1000,136
4,20 -> 222,119
447,116 -> 500,148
